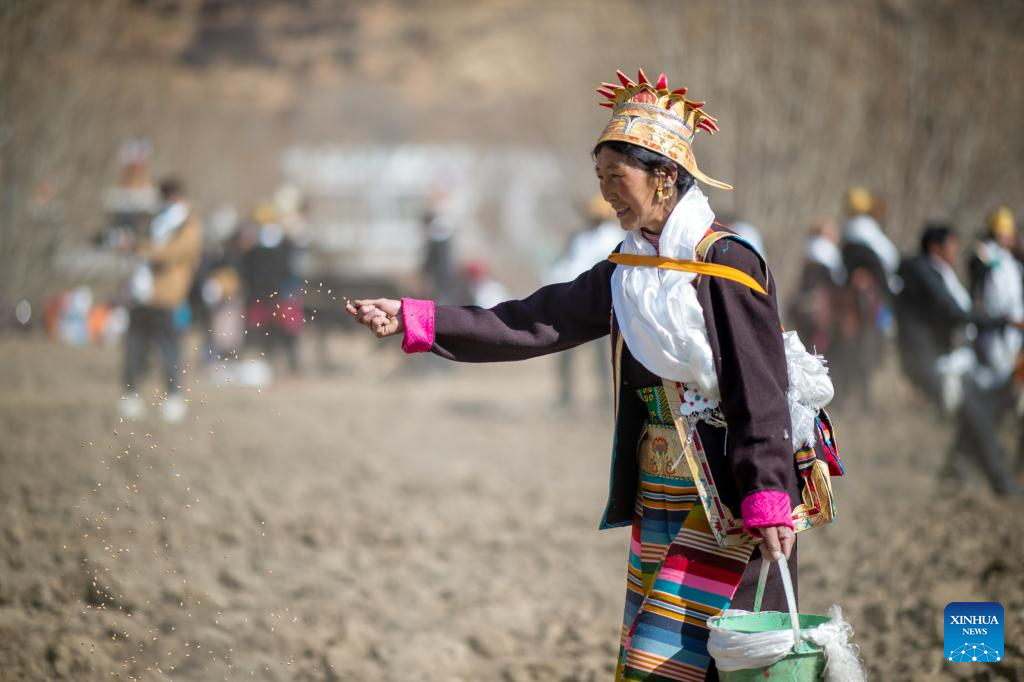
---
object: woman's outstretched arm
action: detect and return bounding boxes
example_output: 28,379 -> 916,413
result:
349,258 -> 616,363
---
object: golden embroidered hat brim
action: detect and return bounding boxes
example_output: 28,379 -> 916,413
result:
595,69 -> 732,191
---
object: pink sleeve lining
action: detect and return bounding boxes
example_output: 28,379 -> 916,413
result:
401,298 -> 435,353
741,489 -> 793,535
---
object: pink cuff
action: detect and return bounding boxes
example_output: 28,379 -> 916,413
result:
741,490 -> 793,535
401,298 -> 435,353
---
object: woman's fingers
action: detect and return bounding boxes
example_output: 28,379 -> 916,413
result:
345,301 -> 379,323
346,298 -> 403,338
757,525 -> 795,561
359,307 -> 384,324
353,298 -> 402,316
778,526 -> 795,559
351,302 -> 387,326
759,527 -> 782,561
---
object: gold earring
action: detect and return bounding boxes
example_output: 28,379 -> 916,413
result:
655,185 -> 664,202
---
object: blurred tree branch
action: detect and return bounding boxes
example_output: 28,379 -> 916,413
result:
1,0 -> 1023,302
0,0 -> 121,297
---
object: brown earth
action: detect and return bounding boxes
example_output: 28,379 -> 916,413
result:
0,332 -> 1022,681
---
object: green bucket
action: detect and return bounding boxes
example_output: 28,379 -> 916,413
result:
712,556 -> 828,681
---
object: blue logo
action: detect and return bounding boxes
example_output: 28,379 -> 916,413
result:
944,602 -> 1003,662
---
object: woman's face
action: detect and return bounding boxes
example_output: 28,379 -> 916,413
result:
938,235 -> 960,266
594,147 -> 669,232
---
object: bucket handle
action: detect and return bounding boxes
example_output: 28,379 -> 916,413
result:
752,554 -> 802,649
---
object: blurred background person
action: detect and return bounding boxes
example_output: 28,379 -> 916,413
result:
841,187 -> 900,291
833,186 -> 898,412
787,217 -> 845,360
120,177 -> 202,423
459,259 -> 510,310
968,207 -> 1023,388
241,201 -> 303,378
714,212 -> 764,257
895,223 -> 1022,496
968,206 -> 1024,479
729,219 -> 765,257
543,194 -> 622,408
420,186 -> 459,305
101,138 -> 159,250
190,203 -> 245,369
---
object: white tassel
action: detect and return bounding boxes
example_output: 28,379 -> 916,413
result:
804,605 -> 867,682
783,331 -> 834,449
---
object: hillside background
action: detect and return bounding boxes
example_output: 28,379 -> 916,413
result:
2,0 -> 1023,295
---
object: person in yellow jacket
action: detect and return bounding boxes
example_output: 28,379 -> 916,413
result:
120,177 -> 202,423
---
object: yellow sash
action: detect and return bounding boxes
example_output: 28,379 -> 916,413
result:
607,252 -> 767,295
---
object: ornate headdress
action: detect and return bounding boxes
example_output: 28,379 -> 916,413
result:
595,69 -> 732,190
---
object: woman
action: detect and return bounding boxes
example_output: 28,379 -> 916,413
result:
348,70 -> 824,682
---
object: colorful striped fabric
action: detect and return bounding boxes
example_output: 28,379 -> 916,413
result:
794,443 -> 817,474
617,420 -> 755,682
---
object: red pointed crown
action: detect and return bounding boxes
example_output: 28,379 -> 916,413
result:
595,69 -> 732,190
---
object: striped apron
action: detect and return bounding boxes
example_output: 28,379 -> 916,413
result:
616,386 -> 756,682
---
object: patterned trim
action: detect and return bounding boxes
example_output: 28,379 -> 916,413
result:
636,386 -> 674,426
660,379 -> 750,547
400,298 -> 435,353
615,101 -> 695,138
795,444 -> 817,474
694,231 -> 770,294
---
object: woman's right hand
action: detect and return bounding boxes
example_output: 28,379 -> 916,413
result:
346,298 -> 404,338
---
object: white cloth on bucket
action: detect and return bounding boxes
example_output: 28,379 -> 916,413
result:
707,604 -> 866,681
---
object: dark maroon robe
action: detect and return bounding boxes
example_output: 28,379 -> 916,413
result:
429,235 -> 801,614
431,236 -> 798,517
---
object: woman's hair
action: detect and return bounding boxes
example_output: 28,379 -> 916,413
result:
919,223 -> 956,254
593,140 -> 696,196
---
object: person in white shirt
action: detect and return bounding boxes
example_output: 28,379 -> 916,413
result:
968,207 -> 1024,478
544,195 -> 623,407
895,224 -> 1021,496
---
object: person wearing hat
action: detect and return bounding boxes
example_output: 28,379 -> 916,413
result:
832,186 -> 899,412
544,194 -> 624,408
346,70 -> 836,681
969,207 -> 1024,381
241,201 -> 303,375
968,207 -> 1024,478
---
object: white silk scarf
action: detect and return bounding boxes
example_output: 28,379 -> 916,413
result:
610,185 -> 721,399
609,185 -> 834,447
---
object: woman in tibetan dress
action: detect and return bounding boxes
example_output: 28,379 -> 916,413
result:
349,70 -> 829,682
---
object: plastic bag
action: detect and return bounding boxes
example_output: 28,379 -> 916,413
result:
708,604 -> 866,681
